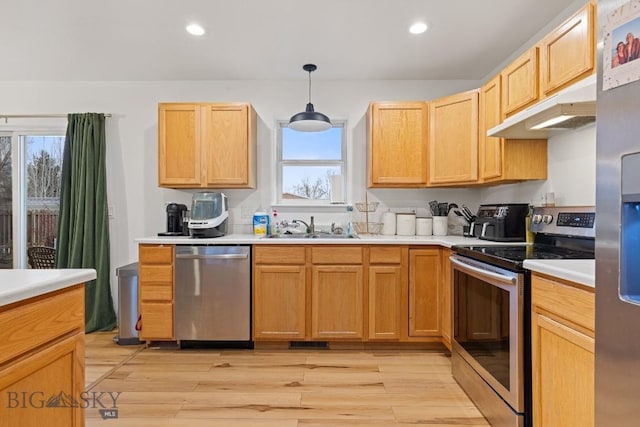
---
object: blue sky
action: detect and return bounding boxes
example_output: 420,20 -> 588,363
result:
281,127 -> 342,196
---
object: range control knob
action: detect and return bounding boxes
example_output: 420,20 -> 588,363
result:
542,214 -> 554,224
532,214 -> 543,224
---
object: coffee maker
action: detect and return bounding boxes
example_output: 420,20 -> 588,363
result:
158,203 -> 188,236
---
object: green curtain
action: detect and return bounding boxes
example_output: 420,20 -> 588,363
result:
56,113 -> 116,333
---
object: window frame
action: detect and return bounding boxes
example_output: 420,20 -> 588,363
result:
0,127 -> 65,268
274,119 -> 348,207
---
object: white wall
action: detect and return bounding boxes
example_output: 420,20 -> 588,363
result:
0,78 -> 598,308
480,123 -> 596,206
0,78 -> 484,305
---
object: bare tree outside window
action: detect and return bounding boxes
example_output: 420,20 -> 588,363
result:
290,170 -> 335,200
278,123 -> 345,204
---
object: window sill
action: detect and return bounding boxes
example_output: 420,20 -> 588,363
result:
271,203 -> 351,213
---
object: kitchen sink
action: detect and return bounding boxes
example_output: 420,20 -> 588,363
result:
262,233 -> 359,239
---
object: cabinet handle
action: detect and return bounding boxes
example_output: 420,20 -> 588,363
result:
175,253 -> 249,260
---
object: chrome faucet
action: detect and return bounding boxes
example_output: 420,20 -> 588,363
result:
292,216 -> 315,234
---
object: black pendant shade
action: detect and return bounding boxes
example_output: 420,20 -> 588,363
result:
289,64 -> 331,132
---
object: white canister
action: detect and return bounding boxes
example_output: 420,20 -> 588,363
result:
433,216 -> 448,236
416,217 -> 433,236
381,211 -> 397,235
396,213 -> 416,236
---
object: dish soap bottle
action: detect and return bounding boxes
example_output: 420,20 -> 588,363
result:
271,209 -> 280,236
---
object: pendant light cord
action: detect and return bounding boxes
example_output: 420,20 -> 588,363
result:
308,70 -> 312,104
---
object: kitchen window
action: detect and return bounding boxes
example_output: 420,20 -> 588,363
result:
275,120 -> 346,205
0,130 -> 64,268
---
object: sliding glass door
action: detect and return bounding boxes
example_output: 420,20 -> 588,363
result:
0,135 -> 11,268
0,131 -> 64,268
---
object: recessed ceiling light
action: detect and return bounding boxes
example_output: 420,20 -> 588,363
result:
186,23 -> 205,36
409,22 -> 428,35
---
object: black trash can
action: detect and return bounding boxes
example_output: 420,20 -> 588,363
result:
115,262 -> 142,345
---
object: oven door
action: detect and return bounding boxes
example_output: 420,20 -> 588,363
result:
450,254 -> 524,413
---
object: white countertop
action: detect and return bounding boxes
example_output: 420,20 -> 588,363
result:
136,234 -> 595,286
0,269 -> 97,307
523,259 -> 595,288
135,233 -> 514,248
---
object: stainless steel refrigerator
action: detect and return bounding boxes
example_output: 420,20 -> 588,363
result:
596,1 -> 640,425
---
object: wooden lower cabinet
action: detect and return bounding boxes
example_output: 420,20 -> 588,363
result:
367,246 -> 407,341
0,285 -> 85,427
312,265 -> 364,339
408,248 -> 442,337
252,244 -> 451,346
253,246 -> 306,340
138,244 -> 175,341
531,273 -> 594,427
253,264 -> 306,339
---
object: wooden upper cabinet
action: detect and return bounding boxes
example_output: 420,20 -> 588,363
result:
158,104 -> 201,186
428,89 -> 479,185
202,103 -> 256,187
479,75 -> 503,181
479,75 -> 548,183
501,47 -> 539,117
158,102 -> 257,189
539,1 -> 595,97
367,101 -> 428,188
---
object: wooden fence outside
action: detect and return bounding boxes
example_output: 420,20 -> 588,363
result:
0,208 -> 59,248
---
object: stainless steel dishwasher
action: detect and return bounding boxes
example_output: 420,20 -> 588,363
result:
174,245 -> 251,342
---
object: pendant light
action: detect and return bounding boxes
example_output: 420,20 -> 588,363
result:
288,64 -> 332,132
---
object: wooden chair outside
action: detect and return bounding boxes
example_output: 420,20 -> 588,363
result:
27,246 -> 56,269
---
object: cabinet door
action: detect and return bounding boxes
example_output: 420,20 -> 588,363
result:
502,47 -> 539,116
138,302 -> 173,340
158,103 -> 202,187
312,266 -> 363,339
479,75 -> 503,181
202,103 -> 256,188
253,265 -> 306,340
539,1 -> 595,96
368,265 -> 403,340
0,334 -> 84,427
409,249 -> 441,336
428,90 -> 479,185
532,312 -> 594,427
367,102 -> 428,188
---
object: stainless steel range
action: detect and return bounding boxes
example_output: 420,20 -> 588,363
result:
450,206 -> 595,427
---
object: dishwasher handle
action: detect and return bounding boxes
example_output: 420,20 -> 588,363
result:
175,253 -> 249,260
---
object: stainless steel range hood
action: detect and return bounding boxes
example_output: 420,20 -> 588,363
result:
487,74 -> 596,139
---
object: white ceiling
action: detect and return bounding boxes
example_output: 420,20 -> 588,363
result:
1,0 -> 578,82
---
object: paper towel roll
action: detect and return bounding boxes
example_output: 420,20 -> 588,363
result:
330,175 -> 344,204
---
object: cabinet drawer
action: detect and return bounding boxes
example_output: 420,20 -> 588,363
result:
254,245 -> 306,264
532,274 -> 594,332
140,245 -> 174,264
139,302 -> 174,339
139,264 -> 173,283
140,283 -> 173,301
370,246 -> 403,264
0,286 -> 84,365
312,246 -> 363,264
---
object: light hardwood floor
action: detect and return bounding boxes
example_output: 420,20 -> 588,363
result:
85,332 -> 488,426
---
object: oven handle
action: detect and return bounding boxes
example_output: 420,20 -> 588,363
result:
449,255 -> 517,286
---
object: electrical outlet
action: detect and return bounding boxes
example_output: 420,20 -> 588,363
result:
241,207 -> 253,219
108,205 -> 114,218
